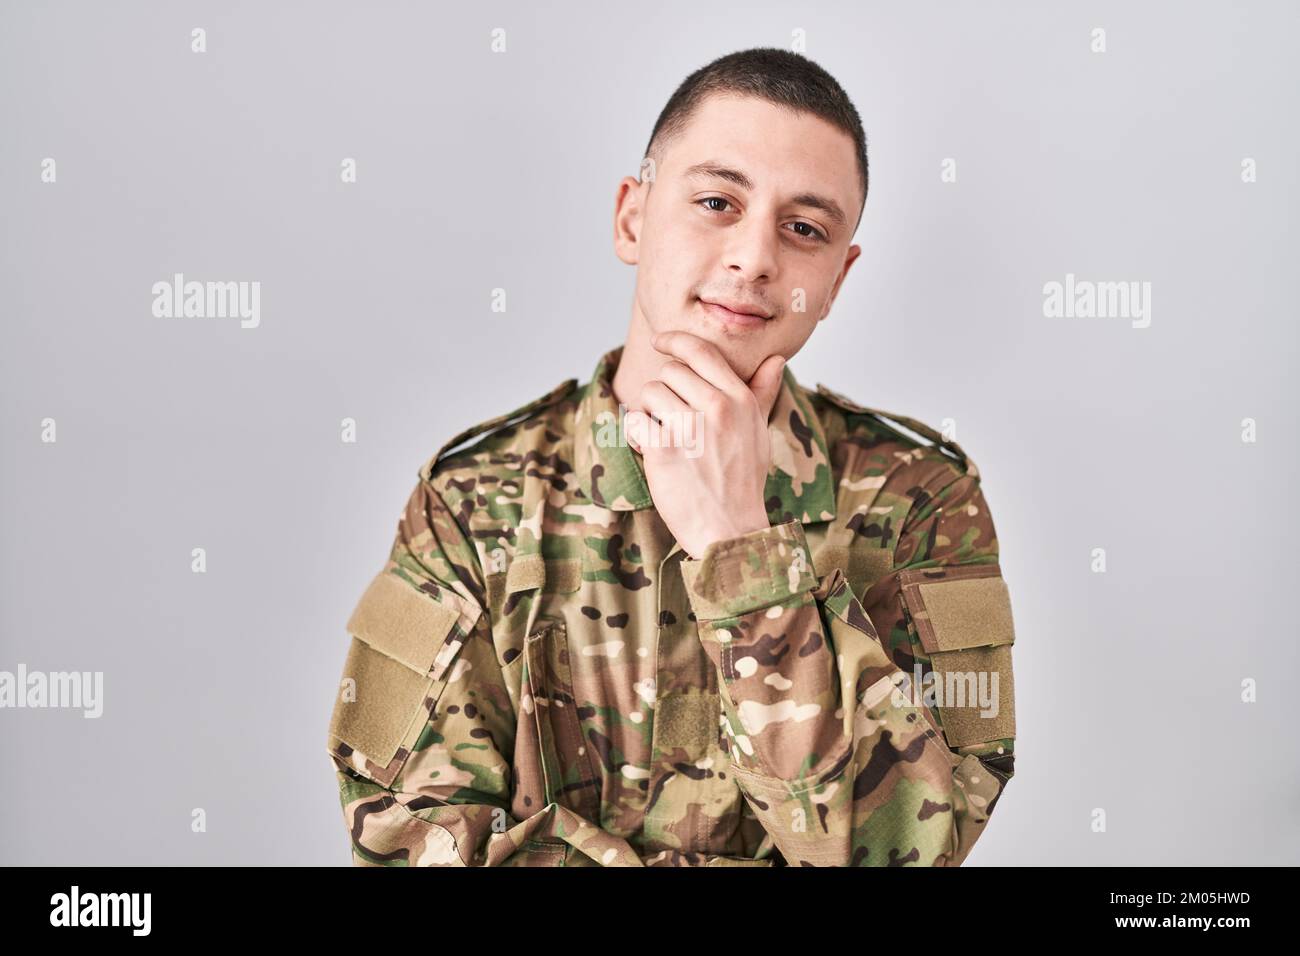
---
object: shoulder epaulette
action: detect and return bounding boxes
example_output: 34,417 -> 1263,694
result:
419,377 -> 579,481
814,382 -> 972,472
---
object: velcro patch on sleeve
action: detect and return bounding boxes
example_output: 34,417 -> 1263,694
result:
330,637 -> 432,769
898,564 -> 1015,655
897,564 -> 1016,748
915,576 -> 1016,653
329,572 -> 481,777
345,572 -> 463,677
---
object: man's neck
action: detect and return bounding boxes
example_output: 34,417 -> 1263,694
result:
609,307 -> 661,412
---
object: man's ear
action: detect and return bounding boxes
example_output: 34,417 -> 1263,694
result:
819,243 -> 862,321
613,175 -> 646,266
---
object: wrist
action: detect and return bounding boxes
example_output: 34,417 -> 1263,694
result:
692,511 -> 772,558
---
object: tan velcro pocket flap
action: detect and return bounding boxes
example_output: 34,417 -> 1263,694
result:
813,544 -> 895,602
503,554 -> 582,595
898,563 -> 1015,655
486,555 -> 582,625
329,638 -> 431,771
897,563 -> 1016,748
329,572 -> 482,773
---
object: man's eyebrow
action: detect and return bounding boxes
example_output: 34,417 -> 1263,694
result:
684,162 -> 755,190
789,191 -> 846,227
684,162 -> 846,227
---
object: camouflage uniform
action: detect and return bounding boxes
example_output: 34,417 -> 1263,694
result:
327,343 -> 1017,866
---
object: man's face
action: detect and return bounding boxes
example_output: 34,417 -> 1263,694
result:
614,92 -> 863,379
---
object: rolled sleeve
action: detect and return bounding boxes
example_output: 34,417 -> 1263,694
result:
679,518 -> 819,620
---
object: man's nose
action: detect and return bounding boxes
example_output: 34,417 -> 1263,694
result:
722,212 -> 779,284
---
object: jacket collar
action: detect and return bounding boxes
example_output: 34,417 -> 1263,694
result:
572,344 -> 837,524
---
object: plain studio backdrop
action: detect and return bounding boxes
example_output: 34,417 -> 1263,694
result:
1,1 -> 1296,865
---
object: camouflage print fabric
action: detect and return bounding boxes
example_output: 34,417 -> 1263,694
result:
326,343 -> 1017,866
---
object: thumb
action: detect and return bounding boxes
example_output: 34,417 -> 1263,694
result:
747,354 -> 786,421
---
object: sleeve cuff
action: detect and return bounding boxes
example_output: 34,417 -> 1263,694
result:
679,519 -> 818,620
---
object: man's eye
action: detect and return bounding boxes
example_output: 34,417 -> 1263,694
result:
788,221 -> 828,243
697,198 -> 827,244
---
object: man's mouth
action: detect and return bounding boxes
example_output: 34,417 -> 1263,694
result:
697,296 -> 772,327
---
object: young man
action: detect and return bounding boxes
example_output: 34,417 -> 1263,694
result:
327,48 -> 1017,867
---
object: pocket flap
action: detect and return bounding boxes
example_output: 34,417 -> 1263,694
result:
504,554 -> 582,595
897,563 -> 1015,655
346,571 -> 480,680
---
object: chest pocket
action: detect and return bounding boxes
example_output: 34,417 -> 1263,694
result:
493,557 -> 598,823
511,615 -> 602,823
486,552 -> 582,631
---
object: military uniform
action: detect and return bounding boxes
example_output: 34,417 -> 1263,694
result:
326,343 -> 1017,866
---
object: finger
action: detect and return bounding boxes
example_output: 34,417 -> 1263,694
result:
746,353 -> 787,421
652,330 -> 746,396
623,409 -> 646,454
639,380 -> 691,446
656,359 -> 720,411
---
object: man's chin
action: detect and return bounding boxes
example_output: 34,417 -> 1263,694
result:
678,324 -> 765,376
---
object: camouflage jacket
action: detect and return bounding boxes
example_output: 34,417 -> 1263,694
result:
327,343 -> 1017,866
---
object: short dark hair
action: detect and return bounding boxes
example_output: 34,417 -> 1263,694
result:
643,47 -> 869,230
